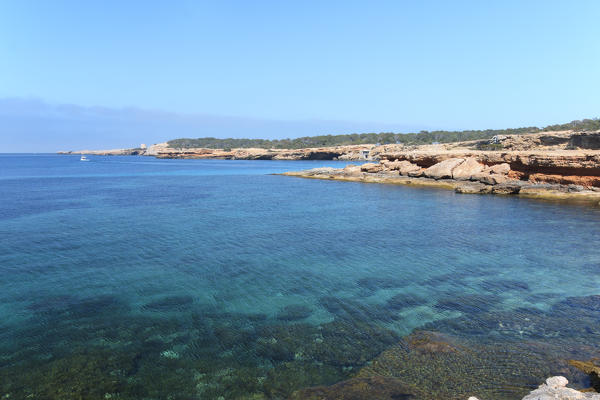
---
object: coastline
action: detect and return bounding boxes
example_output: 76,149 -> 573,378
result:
281,167 -> 600,204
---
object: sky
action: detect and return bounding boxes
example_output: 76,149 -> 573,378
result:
0,0 -> 599,151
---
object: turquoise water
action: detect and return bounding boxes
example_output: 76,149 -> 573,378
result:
1,154 -> 600,399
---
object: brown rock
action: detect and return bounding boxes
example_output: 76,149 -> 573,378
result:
489,163 -> 511,175
360,163 -> 383,173
290,376 -> 418,400
423,158 -> 465,179
395,160 -> 422,176
343,165 -> 363,176
455,183 -> 493,194
452,157 -> 485,180
473,173 -> 509,185
407,168 -> 425,177
492,183 -> 522,194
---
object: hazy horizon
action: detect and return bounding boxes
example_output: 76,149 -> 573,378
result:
1,1 -> 599,151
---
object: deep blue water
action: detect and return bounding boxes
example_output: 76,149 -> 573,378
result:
1,154 -> 600,399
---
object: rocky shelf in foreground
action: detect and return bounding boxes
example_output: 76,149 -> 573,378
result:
282,156 -> 600,203
470,376 -> 600,400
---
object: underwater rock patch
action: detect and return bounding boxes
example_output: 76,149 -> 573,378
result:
142,295 -> 194,311
434,294 -> 501,315
290,376 -> 419,400
479,279 -> 530,292
356,276 -> 407,294
263,361 -> 349,398
386,293 -> 428,311
319,295 -> 400,323
276,304 -> 313,321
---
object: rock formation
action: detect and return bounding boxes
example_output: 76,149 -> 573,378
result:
470,376 -> 600,400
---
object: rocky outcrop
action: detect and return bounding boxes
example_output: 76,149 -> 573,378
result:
360,163 -> 384,173
423,158 -> 465,179
452,158 -> 485,180
470,376 -> 600,400
148,143 -> 374,161
60,143 -> 374,161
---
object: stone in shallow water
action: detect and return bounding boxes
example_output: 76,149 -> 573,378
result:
353,330 -> 575,400
142,295 -> 194,311
290,376 -> 419,400
385,293 -> 428,310
356,276 -> 407,294
434,294 -> 500,315
479,279 -> 530,292
319,295 -> 401,322
276,304 -> 313,321
263,361 -> 349,398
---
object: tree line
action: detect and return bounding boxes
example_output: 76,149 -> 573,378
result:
167,118 -> 599,149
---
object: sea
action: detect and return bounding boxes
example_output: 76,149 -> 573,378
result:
1,154 -> 600,399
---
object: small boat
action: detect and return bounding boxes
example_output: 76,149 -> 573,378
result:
80,155 -> 89,161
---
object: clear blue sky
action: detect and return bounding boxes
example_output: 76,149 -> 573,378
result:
0,1 -> 599,151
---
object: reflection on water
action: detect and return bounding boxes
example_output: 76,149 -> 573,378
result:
1,155 -> 600,399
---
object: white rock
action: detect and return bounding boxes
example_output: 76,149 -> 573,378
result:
545,376 -> 568,388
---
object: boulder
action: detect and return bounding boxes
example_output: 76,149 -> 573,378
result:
407,168 -> 425,177
491,183 -> 522,195
343,165 -> 363,176
423,158 -> 465,180
360,163 -> 384,173
521,376 -> 600,400
489,163 -> 511,175
472,172 -> 509,185
452,157 -> 485,180
455,183 -> 493,194
396,160 -> 422,176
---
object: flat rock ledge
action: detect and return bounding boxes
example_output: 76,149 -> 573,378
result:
282,164 -> 600,203
469,376 -> 600,399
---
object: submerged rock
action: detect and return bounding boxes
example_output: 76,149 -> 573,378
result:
276,304 -> 313,321
569,359 -> 600,392
290,376 -> 420,400
386,293 -> 428,311
434,294 -> 500,315
142,295 -> 194,311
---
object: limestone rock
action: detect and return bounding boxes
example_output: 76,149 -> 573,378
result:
491,183 -> 522,195
455,183 -> 493,194
407,168 -> 425,177
343,164 -> 363,176
489,163 -> 511,175
452,157 -> 485,180
423,158 -> 465,180
395,160 -> 422,176
521,376 -> 600,400
472,172 -> 509,185
361,163 -> 384,173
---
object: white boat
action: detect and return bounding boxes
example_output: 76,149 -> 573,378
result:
80,155 -> 89,161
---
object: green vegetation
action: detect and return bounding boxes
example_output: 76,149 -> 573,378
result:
167,118 -> 599,149
542,118 -> 600,132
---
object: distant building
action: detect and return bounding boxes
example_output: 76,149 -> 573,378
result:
140,144 -> 147,149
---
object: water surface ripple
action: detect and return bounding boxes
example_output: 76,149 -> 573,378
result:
1,154 -> 600,399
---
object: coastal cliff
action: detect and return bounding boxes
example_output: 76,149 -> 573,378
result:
282,131 -> 600,202
59,143 -> 374,161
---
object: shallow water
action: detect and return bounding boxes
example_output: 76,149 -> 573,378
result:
1,154 -> 600,399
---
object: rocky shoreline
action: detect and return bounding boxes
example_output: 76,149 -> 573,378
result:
282,152 -> 600,203
58,143 -> 373,161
